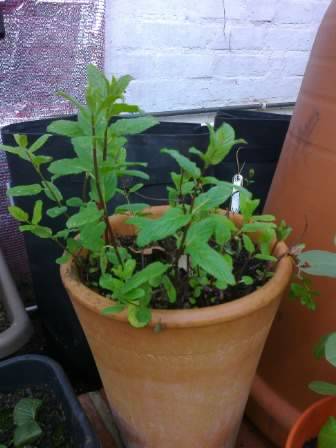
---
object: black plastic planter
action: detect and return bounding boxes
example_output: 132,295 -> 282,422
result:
1,117 -> 209,382
214,109 -> 291,209
0,354 -> 100,447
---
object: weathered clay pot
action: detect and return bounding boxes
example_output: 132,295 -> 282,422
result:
61,206 -> 292,448
286,397 -> 336,448
247,1 -> 336,445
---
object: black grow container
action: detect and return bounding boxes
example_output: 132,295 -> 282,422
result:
214,109 -> 291,209
1,116 -> 209,381
0,355 -> 100,447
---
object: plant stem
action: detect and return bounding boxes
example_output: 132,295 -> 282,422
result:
102,126 -> 108,161
91,117 -> 124,267
82,173 -> 89,202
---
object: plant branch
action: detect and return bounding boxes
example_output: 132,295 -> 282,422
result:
91,117 -> 124,266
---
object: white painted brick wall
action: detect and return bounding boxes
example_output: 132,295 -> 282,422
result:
105,0 -> 332,112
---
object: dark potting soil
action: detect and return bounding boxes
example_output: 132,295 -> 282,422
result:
84,235 -> 270,310
303,438 -> 317,448
0,300 -> 10,333
0,385 -> 74,447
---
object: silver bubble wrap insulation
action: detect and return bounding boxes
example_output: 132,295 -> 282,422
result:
0,0 -> 105,283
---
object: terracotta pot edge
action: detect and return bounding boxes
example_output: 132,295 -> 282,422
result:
285,396 -> 336,448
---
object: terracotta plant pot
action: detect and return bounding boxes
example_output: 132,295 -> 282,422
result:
247,1 -> 336,445
286,397 -> 336,448
61,206 -> 293,448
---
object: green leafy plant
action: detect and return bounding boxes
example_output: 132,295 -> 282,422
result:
0,398 -> 43,448
302,248 -> 336,448
308,332 -> 336,448
0,65 -> 331,328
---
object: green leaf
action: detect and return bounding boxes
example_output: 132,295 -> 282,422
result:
326,333 -> 336,367
116,203 -> 149,214
47,206 -> 67,218
214,215 -> 236,245
276,220 -> 292,242
71,136 -> 93,170
318,417 -> 336,448
102,304 -> 126,315
115,74 -> 133,93
7,184 -> 42,197
0,144 -> 30,161
242,222 -> 276,233
128,208 -> 191,247
80,221 -> 105,252
47,120 -> 83,137
129,183 -> 144,193
99,274 -> 123,292
123,169 -> 149,180
162,275 -> 177,303
298,250 -> 336,278
8,206 -> 29,222
122,262 -> 169,294
128,304 -> 152,328
204,123 -> 246,166
66,197 -> 83,207
48,158 -> 85,177
186,218 -> 215,246
290,278 -> 319,311
193,183 -> 233,211
14,134 -> 28,148
42,181 -> 63,202
186,242 -> 235,285
32,155 -> 53,167
57,91 -> 86,112
30,225 -> 53,239
309,381 -> 336,396
161,148 -> 201,178
87,63 -> 109,97
254,214 -> 275,222
241,275 -> 254,285
29,134 -> 51,153
189,146 -> 204,159
56,253 -> 71,265
108,103 -> 139,116
66,203 -> 103,228
14,421 -> 42,447
243,234 -> 255,254
14,398 -> 42,426
240,196 -> 260,221
32,200 -> 43,225
109,116 -> 159,136
314,333 -> 332,359
123,288 -> 146,301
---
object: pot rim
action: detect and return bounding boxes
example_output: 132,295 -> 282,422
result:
61,207 -> 293,329
285,396 -> 336,448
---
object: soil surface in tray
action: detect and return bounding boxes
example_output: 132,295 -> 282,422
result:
0,386 -> 74,447
0,299 -> 10,333
303,439 -> 317,448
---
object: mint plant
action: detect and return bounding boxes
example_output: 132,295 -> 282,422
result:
0,65 -> 330,328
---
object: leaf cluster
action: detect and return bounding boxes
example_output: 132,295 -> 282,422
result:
1,64 -> 332,329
